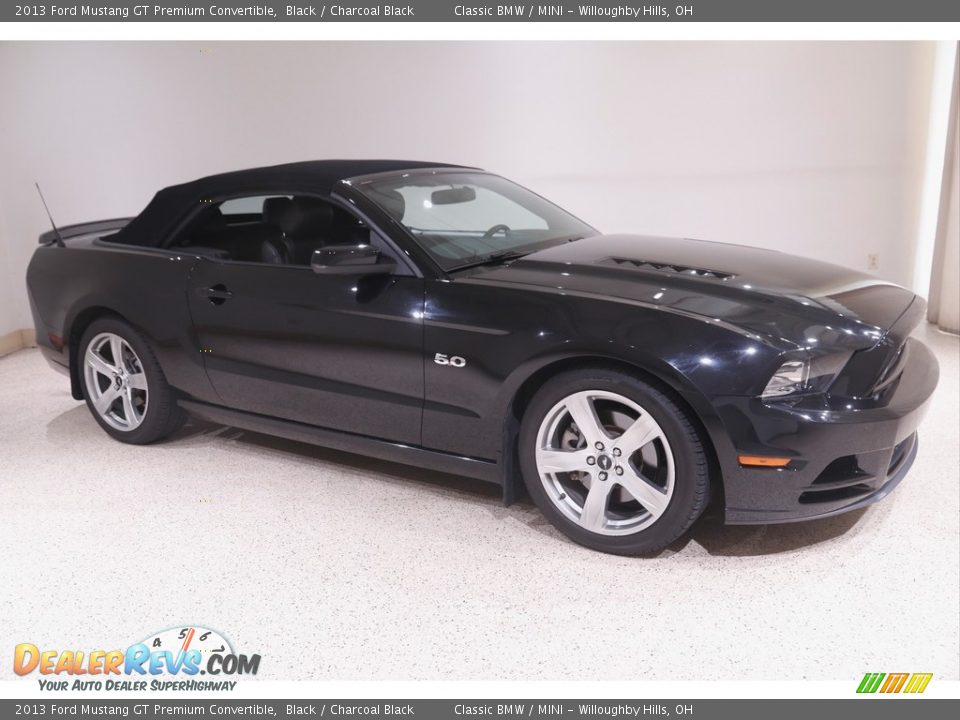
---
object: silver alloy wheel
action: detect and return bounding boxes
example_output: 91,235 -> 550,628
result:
535,390 -> 675,536
83,332 -> 149,432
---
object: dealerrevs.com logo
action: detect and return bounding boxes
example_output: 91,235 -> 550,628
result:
14,626 -> 261,692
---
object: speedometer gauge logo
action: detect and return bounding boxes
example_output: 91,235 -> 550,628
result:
142,626 -> 234,672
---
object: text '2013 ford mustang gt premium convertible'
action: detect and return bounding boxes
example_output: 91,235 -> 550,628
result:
26,160 -> 939,555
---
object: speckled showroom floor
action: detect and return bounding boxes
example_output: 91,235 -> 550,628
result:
0,323 -> 957,682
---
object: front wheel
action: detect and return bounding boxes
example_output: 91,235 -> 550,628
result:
519,368 -> 710,556
79,317 -> 184,445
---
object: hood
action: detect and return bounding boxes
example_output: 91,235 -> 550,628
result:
461,234 -> 917,351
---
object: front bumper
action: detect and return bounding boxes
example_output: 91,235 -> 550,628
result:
719,337 -> 938,525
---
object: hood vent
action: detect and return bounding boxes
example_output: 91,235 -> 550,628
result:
601,256 -> 736,281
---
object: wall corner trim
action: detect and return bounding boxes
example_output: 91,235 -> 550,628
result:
0,328 -> 38,358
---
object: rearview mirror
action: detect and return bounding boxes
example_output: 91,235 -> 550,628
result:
311,245 -> 395,275
431,186 -> 476,205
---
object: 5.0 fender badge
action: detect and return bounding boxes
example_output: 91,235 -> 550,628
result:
434,353 -> 466,368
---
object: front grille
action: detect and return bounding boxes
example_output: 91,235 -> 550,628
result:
872,344 -> 908,395
600,257 -> 736,281
830,340 -> 908,399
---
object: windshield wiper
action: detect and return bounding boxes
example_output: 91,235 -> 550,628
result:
449,249 -> 531,272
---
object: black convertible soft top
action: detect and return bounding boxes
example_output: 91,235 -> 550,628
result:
114,159 -> 469,247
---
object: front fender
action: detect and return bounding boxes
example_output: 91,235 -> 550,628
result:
423,279 -> 770,473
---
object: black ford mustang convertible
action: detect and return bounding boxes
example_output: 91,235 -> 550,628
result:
26,160 -> 938,555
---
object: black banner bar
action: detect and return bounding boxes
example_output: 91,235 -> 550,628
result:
5,1 -> 960,23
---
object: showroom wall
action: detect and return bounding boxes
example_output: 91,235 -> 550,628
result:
930,105 -> 960,332
0,193 -> 21,347
0,41 -> 943,338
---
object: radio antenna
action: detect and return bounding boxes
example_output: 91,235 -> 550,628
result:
35,182 -> 65,247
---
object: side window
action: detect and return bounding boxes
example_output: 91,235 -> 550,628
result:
219,195 -> 287,220
170,193 -> 405,271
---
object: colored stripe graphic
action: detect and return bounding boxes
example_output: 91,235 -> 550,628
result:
880,673 -> 909,693
903,673 -> 933,694
857,672 -> 932,694
857,673 -> 885,693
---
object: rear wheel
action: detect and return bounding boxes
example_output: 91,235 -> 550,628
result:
519,368 -> 710,555
79,318 -> 184,444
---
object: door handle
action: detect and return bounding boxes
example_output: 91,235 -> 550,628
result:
197,284 -> 233,306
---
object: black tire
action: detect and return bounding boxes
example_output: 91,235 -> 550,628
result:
519,367 -> 710,556
78,317 -> 185,445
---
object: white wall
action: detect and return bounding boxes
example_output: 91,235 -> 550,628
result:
931,108 -> 960,332
0,195 -> 19,337
0,41 -> 941,336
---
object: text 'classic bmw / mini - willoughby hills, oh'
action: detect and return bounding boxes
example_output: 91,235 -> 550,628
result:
26,160 -> 939,555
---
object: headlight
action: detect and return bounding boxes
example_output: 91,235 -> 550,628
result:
762,360 -> 807,397
761,353 -> 852,398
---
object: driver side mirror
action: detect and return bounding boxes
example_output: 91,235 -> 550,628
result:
311,244 -> 395,275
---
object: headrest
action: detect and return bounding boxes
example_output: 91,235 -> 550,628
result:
270,197 -> 334,238
195,204 -> 226,229
262,196 -> 293,227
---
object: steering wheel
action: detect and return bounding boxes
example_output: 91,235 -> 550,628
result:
482,224 -> 511,239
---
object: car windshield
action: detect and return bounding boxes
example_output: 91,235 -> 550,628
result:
351,171 -> 594,270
